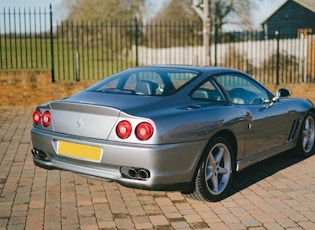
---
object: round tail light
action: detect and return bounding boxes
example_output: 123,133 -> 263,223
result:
116,120 -> 132,139
33,109 -> 41,125
42,111 -> 51,127
136,122 -> 154,141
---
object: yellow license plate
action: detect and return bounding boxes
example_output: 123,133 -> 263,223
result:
58,141 -> 102,162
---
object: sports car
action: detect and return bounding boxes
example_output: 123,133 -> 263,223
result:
31,65 -> 315,201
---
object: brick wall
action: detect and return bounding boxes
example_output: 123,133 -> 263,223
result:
0,70 -> 96,107
52,81 -> 96,101
0,70 -> 315,107
0,70 -> 52,106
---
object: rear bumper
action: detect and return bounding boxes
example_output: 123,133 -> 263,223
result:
31,127 -> 207,191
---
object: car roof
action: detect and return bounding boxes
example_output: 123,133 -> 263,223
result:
135,65 -> 245,76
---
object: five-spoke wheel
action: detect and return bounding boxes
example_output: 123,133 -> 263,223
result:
187,136 -> 234,202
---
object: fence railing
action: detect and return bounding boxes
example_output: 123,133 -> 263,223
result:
0,6 -> 51,70
1,6 -> 315,84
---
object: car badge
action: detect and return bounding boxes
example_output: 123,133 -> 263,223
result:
76,118 -> 84,128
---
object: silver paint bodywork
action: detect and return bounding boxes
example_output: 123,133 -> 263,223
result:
31,66 -> 314,191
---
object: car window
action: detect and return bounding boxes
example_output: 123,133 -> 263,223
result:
215,74 -> 270,105
124,72 -> 165,95
191,80 -> 226,102
88,67 -> 199,96
167,72 -> 197,89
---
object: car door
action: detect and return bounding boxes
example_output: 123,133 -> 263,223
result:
215,73 -> 290,158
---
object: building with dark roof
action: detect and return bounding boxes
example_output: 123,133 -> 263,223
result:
261,0 -> 315,38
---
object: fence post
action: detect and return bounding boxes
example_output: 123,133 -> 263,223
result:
214,18 -> 218,66
135,17 -> 139,67
75,52 -> 80,81
50,4 -> 55,82
204,0 -> 210,65
276,30 -> 280,85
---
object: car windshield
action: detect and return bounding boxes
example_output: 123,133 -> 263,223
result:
87,67 -> 200,96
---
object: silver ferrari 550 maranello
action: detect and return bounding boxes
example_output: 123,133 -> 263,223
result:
31,65 -> 315,201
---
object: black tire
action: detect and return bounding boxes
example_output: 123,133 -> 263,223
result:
295,111 -> 315,158
185,136 -> 234,202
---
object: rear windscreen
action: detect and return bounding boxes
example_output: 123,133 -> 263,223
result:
87,67 -> 200,96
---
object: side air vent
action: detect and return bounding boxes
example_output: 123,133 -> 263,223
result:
288,119 -> 300,141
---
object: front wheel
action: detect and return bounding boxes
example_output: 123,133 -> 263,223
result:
186,137 -> 234,202
295,112 -> 315,157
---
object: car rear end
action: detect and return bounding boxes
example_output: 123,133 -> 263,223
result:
31,100 -> 206,190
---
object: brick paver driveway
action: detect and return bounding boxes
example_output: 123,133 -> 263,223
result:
1,107 -> 315,230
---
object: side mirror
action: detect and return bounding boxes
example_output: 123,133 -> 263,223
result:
277,88 -> 291,98
271,88 -> 291,104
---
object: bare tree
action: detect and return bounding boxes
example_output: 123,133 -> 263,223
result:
153,0 -> 200,21
145,0 -> 259,49
57,0 -> 154,60
145,0 -> 201,48
211,0 -> 259,30
153,0 -> 259,30
62,0 -> 151,21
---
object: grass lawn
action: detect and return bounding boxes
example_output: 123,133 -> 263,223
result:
0,37 -> 135,81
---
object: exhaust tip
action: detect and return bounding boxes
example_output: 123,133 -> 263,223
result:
120,166 -> 150,180
31,148 -> 50,161
128,169 -> 137,178
138,169 -> 150,179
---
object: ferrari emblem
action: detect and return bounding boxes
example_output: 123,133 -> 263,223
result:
76,118 -> 84,128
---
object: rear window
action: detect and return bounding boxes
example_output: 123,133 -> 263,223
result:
88,67 -> 199,96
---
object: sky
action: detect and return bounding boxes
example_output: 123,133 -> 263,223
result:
1,0 -> 67,19
254,0 -> 286,25
1,0 -> 286,28
1,0 -> 63,9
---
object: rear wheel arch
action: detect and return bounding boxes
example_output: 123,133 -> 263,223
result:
212,130 -> 238,171
183,129 -> 238,201
193,130 -> 238,178
194,130 -> 238,179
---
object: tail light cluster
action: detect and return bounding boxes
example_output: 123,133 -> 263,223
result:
33,109 -> 51,127
116,120 -> 154,141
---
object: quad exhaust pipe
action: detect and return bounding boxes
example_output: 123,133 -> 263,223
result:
120,166 -> 150,180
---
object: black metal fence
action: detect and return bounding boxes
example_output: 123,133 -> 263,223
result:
0,7 -> 51,69
1,6 -> 315,84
